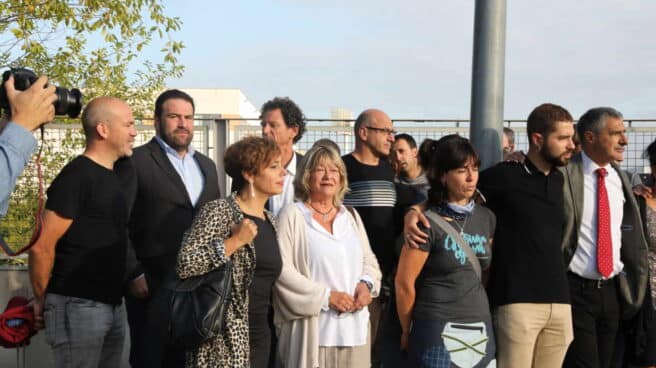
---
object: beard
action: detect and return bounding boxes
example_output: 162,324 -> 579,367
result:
158,121 -> 192,152
540,144 -> 572,167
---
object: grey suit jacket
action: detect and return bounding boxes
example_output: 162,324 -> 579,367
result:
560,152 -> 648,319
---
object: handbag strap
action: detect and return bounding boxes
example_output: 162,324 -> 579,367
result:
424,210 -> 482,280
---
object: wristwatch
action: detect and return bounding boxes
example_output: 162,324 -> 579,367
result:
359,279 -> 373,292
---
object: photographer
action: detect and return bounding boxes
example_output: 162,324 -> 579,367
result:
0,74 -> 57,217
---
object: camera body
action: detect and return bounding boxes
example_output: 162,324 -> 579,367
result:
0,68 -> 83,118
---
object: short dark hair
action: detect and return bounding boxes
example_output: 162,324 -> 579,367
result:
224,136 -> 281,192
645,139 -> 656,166
154,89 -> 195,118
394,133 -> 417,149
260,97 -> 306,143
502,127 -> 515,146
418,138 -> 435,168
425,134 -> 480,205
526,103 -> 573,139
576,107 -> 623,139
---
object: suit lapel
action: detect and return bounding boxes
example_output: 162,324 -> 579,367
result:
567,154 -> 585,227
147,138 -> 192,206
194,155 -> 214,207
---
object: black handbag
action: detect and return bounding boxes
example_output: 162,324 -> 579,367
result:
148,260 -> 234,349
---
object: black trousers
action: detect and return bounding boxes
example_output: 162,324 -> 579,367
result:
125,293 -> 186,368
126,255 -> 185,368
563,273 -> 621,368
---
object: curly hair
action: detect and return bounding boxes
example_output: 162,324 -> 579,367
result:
260,97 -> 307,143
224,136 -> 281,192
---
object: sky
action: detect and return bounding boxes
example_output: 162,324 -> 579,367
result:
156,0 -> 656,120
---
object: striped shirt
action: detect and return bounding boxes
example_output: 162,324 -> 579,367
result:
342,154 -> 397,275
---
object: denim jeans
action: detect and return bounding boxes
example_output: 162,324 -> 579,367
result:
43,293 -> 126,368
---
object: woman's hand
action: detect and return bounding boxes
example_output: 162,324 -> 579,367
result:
329,291 -> 355,313
353,282 -> 372,310
231,219 -> 258,245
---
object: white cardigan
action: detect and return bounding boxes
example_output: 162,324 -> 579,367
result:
272,202 -> 382,368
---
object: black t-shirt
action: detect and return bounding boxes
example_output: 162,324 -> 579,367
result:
479,159 -> 570,307
244,213 -> 282,368
45,156 -> 128,305
342,154 -> 397,275
245,214 -> 282,318
413,205 -> 495,322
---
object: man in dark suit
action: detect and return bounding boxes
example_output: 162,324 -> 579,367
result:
561,107 -> 648,368
124,89 -> 221,368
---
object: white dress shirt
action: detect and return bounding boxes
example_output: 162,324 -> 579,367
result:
569,151 -> 625,279
298,202 -> 371,347
269,152 -> 297,217
154,136 -> 204,206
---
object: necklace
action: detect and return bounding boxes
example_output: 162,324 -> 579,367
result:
451,216 -> 468,236
309,204 -> 335,221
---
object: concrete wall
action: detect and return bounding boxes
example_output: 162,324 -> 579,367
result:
0,266 -> 130,367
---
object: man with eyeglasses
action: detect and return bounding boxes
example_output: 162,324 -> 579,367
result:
342,108 -> 397,367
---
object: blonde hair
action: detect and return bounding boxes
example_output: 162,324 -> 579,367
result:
294,145 -> 349,206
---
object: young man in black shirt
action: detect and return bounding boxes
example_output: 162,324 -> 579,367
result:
29,97 -> 136,368
479,104 -> 576,367
342,108 -> 396,367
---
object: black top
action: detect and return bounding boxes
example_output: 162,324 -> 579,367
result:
342,154 -> 397,275
479,158 -> 570,307
46,156 -> 128,305
413,204 -> 495,322
244,213 -> 281,368
245,214 -> 282,317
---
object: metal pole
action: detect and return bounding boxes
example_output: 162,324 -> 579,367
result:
214,118 -> 228,196
470,0 -> 507,169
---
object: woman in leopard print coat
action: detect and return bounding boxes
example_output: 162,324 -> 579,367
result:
176,137 -> 285,367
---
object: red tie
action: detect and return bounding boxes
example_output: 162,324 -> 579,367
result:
596,168 -> 613,278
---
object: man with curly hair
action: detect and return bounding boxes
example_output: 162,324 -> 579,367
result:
259,96 -> 307,217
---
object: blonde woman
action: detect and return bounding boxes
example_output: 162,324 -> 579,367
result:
273,145 -> 382,368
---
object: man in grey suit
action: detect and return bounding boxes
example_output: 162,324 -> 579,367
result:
561,107 -> 648,368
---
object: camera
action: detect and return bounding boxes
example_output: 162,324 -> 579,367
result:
0,67 -> 83,118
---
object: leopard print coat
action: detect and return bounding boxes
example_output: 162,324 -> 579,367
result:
176,193 -> 275,368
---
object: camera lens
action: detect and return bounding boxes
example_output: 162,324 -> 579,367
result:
54,87 -> 83,118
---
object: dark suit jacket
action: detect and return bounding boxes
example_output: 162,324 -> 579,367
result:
124,138 -> 221,288
560,152 -> 648,319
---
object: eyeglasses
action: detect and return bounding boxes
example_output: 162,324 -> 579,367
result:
365,126 -> 397,136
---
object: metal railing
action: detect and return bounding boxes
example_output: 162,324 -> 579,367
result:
14,117 -> 656,196
2,116 -> 656,257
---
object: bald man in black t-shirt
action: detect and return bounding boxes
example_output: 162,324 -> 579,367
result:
29,97 -> 137,368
